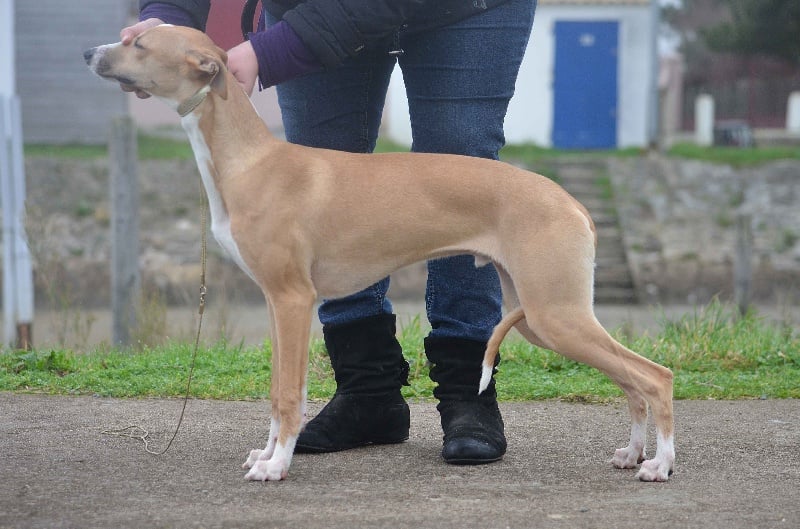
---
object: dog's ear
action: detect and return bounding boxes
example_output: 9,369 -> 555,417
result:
186,49 -> 228,99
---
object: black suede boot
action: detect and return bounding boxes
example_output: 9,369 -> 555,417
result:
295,313 -> 410,453
425,336 -> 506,465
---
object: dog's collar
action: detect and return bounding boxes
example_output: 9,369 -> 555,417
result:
177,83 -> 213,117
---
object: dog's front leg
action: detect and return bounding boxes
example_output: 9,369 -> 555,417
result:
245,291 -> 313,481
243,301 -> 280,470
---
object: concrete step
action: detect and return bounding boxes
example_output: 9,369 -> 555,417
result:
595,250 -> 626,263
561,181 -> 600,197
555,160 -> 638,305
590,213 -> 618,227
595,267 -> 636,288
596,226 -> 624,239
594,286 -> 639,304
577,199 -> 611,213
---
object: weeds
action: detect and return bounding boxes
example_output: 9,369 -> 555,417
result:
131,289 -> 168,349
1,300 -> 798,400
639,300 -> 798,371
667,143 -> 800,167
8,349 -> 75,376
24,205 -> 96,349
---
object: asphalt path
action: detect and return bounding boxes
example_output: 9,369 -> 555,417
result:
1,394 -> 798,529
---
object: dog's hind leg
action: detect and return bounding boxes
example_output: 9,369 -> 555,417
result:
483,267 -> 657,474
501,224 -> 674,481
611,387 -> 649,469
524,306 -> 674,481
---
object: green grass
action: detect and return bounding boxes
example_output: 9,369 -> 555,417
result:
1,302 -> 797,401
667,142 -> 800,167
25,134 -> 194,161
500,143 -> 644,166
27,136 -> 800,168
137,134 -> 194,159
16,138 -> 800,401
25,142 -> 108,159
24,136 -> 407,161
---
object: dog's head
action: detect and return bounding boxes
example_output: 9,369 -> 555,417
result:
84,25 -> 228,111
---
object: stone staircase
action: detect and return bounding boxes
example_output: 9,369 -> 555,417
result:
552,159 -> 638,305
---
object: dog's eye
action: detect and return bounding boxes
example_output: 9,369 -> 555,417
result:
133,39 -> 145,50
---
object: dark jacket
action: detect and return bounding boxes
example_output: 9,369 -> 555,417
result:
139,0 -> 512,68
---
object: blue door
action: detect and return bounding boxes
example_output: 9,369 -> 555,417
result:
552,21 -> 618,149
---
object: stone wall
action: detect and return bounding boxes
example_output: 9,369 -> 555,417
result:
16,154 -> 800,308
608,155 -> 800,304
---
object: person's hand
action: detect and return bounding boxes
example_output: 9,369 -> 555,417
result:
118,18 -> 164,99
227,41 -> 259,96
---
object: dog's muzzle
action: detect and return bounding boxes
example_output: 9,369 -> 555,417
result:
83,46 -> 106,72
83,47 -> 97,65
83,46 -> 136,86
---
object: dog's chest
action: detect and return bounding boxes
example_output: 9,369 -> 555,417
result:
182,115 -> 257,282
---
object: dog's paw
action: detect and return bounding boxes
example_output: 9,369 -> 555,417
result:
244,458 -> 288,481
611,445 -> 645,469
242,449 -> 265,470
635,457 -> 673,482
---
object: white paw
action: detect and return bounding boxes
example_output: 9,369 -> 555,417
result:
611,445 -> 645,469
244,458 -> 288,481
635,457 -> 673,482
242,449 -> 265,470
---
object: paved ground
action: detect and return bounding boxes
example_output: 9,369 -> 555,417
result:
1,394 -> 798,529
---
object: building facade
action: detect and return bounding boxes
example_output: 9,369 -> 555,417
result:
385,0 -> 658,149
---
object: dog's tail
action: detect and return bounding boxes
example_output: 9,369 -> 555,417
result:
479,307 -> 526,394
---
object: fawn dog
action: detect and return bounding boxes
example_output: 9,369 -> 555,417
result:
85,25 -> 675,482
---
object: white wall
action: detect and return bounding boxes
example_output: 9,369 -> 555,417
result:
16,0 -> 129,143
383,4 -> 657,149
1,0 -> 14,98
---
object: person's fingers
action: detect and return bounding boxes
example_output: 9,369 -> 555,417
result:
227,41 -> 258,96
117,18 -> 163,98
120,18 -> 164,45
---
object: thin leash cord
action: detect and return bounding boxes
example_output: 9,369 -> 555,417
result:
102,187 -> 208,455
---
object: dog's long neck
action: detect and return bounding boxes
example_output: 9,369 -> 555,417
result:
177,71 -> 273,282
181,71 -> 277,182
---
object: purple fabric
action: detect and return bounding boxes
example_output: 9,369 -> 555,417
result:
138,4 -> 320,89
139,3 -> 198,29
249,20 -> 322,89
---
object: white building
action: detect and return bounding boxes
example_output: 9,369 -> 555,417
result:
13,0 -> 657,148
384,0 -> 659,149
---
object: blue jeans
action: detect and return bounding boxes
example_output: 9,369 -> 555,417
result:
269,0 -> 536,342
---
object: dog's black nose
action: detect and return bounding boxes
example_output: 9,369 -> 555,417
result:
83,48 -> 96,65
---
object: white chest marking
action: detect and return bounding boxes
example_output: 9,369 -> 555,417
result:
181,114 -> 257,282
